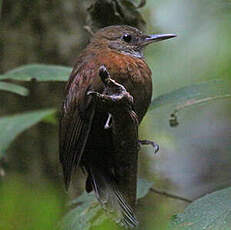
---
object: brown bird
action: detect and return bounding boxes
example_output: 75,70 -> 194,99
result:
59,25 -> 175,227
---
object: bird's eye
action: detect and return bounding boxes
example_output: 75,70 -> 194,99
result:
122,34 -> 132,43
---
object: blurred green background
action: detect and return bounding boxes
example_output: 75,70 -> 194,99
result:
0,0 -> 231,229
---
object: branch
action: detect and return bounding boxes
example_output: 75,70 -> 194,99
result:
150,187 -> 192,203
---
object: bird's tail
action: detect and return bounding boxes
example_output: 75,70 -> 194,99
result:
87,166 -> 138,228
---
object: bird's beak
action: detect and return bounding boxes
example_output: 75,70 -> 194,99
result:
142,33 -> 176,46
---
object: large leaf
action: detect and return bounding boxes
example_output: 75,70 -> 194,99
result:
60,178 -> 153,230
136,177 -> 154,199
0,109 -> 56,158
170,187 -> 231,230
0,64 -> 72,82
0,81 -> 29,96
150,80 -> 231,111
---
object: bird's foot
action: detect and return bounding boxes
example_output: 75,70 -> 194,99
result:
99,65 -> 134,106
87,90 -> 103,98
138,139 -> 159,154
104,113 -> 112,129
87,65 -> 134,112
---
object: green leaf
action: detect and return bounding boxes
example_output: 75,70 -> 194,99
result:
0,109 -> 56,158
61,178 -> 153,230
170,187 -> 231,230
0,81 -> 29,96
137,178 -> 153,199
61,192 -> 98,230
150,80 -> 231,111
0,64 -> 72,82
42,112 -> 58,125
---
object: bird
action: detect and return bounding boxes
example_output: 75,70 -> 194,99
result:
59,25 -> 176,227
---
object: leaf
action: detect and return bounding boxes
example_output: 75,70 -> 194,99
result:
60,192 -> 100,230
170,187 -> 231,230
42,112 -> 58,125
0,64 -> 72,82
0,109 -> 56,158
150,80 -> 231,111
0,81 -> 29,96
61,178 -> 153,230
137,178 -> 154,199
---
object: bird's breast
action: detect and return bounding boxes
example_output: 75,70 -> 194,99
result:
99,51 -> 153,122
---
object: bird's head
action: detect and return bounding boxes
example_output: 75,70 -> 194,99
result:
90,25 -> 176,58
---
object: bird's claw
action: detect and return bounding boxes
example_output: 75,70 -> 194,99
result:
104,113 -> 112,129
87,90 -> 97,96
87,90 -> 105,102
138,139 -> 159,154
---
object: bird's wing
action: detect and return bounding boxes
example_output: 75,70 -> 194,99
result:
59,56 -> 100,190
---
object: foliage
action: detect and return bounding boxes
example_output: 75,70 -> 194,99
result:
170,187 -> 231,230
0,64 -> 230,158
0,64 -> 71,82
1,0 -> 231,229
0,81 -> 29,96
0,62 -> 230,229
150,80 -> 231,111
150,80 -> 231,126
60,178 -> 153,230
0,109 -> 56,158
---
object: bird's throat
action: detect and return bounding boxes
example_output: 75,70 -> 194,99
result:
120,49 -> 144,59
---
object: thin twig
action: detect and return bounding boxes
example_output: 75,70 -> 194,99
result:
150,187 -> 192,203
174,94 -> 231,114
169,94 -> 231,127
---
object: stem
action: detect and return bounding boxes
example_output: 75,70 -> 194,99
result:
150,187 -> 192,203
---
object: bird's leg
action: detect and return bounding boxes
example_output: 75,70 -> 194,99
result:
104,113 -> 112,129
138,139 -> 159,154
